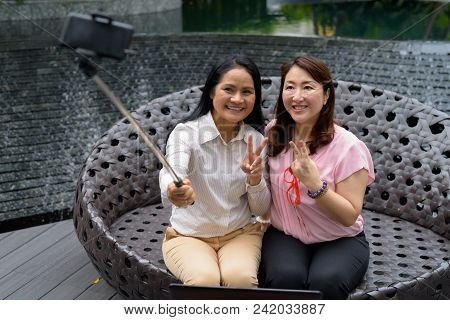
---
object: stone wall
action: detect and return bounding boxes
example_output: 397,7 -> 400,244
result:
0,0 -> 181,21
0,9 -> 182,42
0,34 -> 448,231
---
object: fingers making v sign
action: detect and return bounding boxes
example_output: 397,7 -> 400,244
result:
289,140 -> 323,192
241,133 -> 269,186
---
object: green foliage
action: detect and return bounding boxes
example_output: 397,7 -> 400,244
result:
433,6 -> 449,40
279,4 -> 312,21
182,0 -> 275,33
321,0 -> 449,40
182,0 -> 449,40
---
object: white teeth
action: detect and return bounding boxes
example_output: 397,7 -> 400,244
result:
227,106 -> 244,111
292,105 -> 307,111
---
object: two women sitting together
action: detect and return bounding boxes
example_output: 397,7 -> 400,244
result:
159,55 -> 375,300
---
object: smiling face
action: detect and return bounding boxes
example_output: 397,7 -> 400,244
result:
210,67 -> 256,129
282,65 -> 329,128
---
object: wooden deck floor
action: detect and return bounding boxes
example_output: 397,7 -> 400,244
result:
0,220 -> 123,300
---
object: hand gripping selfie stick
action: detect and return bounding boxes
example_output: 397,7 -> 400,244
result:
60,12 -> 183,187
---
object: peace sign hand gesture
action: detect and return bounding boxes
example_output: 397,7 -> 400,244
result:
241,133 -> 269,186
289,140 -> 322,192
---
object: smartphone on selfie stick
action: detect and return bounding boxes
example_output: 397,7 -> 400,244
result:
60,12 -> 183,187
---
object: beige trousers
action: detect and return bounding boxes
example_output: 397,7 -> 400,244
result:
162,223 -> 263,288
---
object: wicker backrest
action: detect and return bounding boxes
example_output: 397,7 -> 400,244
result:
75,78 -> 449,239
333,81 -> 449,239
76,87 -> 203,227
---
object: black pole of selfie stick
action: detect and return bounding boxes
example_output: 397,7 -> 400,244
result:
78,58 -> 183,187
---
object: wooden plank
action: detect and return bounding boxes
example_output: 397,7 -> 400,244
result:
2,233 -> 78,298
3,236 -> 90,299
0,223 -> 53,259
0,271 -> 34,299
41,262 -> 109,300
0,220 -> 117,300
0,220 -> 74,279
109,293 -> 125,300
12,232 -> 78,276
0,231 -> 13,241
75,276 -> 117,300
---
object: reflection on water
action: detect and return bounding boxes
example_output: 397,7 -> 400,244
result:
183,0 -> 449,40
1,0 -> 447,43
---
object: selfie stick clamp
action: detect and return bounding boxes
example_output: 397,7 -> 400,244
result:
78,57 -> 183,187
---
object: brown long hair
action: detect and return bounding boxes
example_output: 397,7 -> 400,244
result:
268,56 -> 336,157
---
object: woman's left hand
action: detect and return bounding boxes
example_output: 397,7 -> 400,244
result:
241,134 -> 268,186
289,140 -> 322,191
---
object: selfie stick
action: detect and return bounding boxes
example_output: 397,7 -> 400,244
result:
78,58 -> 183,187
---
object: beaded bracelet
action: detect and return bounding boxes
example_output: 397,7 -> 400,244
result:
307,179 -> 329,199
256,216 -> 271,224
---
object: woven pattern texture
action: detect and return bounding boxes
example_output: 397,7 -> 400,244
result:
74,78 -> 449,299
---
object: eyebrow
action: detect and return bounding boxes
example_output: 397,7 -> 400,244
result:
221,83 -> 255,90
285,80 -> 318,85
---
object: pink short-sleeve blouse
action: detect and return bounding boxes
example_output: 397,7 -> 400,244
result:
267,123 -> 375,244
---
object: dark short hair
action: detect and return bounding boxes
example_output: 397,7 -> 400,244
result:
182,55 -> 264,132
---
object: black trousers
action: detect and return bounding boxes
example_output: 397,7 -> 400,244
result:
258,226 -> 370,299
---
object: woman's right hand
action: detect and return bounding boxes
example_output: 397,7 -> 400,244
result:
240,133 -> 268,186
167,178 -> 196,208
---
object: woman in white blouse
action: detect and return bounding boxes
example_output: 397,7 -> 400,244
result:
159,55 -> 270,287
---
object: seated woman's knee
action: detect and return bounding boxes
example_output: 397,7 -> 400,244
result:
308,271 -> 350,299
221,268 -> 258,288
185,270 -> 221,287
263,264 -> 307,289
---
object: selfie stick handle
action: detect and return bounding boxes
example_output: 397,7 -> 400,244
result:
79,60 -> 183,187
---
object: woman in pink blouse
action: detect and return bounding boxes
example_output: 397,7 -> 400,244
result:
259,56 -> 375,299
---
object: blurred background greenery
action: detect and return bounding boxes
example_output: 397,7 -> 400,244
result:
182,0 -> 449,40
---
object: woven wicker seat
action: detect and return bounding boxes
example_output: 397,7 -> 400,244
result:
73,78 -> 449,299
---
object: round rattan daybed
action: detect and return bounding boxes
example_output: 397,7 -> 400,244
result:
73,78 -> 449,299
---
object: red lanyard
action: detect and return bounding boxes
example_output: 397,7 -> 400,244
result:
283,167 -> 301,206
